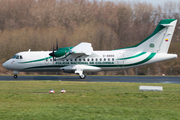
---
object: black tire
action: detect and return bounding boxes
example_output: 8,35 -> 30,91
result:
14,74 -> 18,79
79,74 -> 86,79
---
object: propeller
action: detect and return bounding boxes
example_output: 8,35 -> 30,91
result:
49,45 -> 55,65
49,39 -> 59,62
49,45 -> 55,57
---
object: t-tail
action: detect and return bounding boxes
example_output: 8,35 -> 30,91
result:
118,19 -> 177,53
115,19 -> 178,67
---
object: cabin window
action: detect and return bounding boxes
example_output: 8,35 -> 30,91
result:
91,58 -> 94,61
96,58 -> 98,61
50,59 -> 52,61
108,58 -> 110,61
75,59 -> 77,61
83,58 -> 85,61
112,58 -> 114,61
100,58 -> 102,61
104,58 -> 106,61
87,58 -> 89,61
46,59 -> 48,62
66,59 -> 68,61
71,59 -> 73,61
79,58 -> 81,61
54,58 -> 56,61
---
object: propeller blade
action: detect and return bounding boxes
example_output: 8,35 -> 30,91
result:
49,45 -> 55,56
56,39 -> 58,51
49,45 -> 56,65
52,45 -> 55,65
53,45 -> 54,53
53,56 -> 54,65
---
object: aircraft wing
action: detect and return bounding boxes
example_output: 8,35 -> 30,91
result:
70,42 -> 93,55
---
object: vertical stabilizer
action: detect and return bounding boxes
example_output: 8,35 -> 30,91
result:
137,19 -> 177,53
115,19 -> 177,53
156,19 -> 177,53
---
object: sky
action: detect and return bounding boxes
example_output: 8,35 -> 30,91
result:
103,0 -> 179,5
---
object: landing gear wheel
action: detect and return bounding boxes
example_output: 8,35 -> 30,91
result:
79,74 -> 86,79
14,74 -> 18,79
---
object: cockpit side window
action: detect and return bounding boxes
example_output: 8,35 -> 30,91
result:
16,55 -> 19,59
20,55 -> 23,59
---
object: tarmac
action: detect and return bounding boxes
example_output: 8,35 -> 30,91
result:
0,76 -> 180,83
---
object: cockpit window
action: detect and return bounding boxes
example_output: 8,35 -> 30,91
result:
12,55 -> 23,59
12,55 -> 17,59
16,55 -> 19,59
20,55 -> 23,59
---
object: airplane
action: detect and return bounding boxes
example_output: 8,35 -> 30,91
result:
3,19 -> 178,79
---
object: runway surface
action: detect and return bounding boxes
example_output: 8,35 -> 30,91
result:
0,76 -> 180,83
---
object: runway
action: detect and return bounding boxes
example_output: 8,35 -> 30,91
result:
0,76 -> 180,83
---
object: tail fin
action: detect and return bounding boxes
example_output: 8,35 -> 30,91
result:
118,19 -> 177,53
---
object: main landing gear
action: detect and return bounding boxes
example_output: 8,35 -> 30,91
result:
79,73 -> 86,79
75,70 -> 86,79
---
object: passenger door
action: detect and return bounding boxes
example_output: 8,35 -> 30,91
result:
117,53 -> 124,68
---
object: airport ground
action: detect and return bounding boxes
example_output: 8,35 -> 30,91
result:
0,75 -> 180,84
0,76 -> 180,119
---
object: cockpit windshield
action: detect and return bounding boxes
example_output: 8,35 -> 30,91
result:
12,55 -> 23,59
12,55 -> 17,59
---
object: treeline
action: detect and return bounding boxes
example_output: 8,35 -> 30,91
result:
1,0 -> 180,75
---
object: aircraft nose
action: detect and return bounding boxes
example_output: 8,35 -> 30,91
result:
2,61 -> 8,69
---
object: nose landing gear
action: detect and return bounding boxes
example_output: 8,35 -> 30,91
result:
13,71 -> 19,79
14,74 -> 18,79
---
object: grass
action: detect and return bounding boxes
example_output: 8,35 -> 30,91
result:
0,81 -> 180,120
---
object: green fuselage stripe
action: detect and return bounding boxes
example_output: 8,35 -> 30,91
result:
92,53 -> 155,67
119,52 -> 156,67
22,65 -> 66,70
117,52 -> 146,60
22,53 -> 156,70
19,56 -> 52,64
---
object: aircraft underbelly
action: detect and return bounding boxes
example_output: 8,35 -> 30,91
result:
100,67 -> 119,71
21,67 -> 61,72
60,65 -> 101,73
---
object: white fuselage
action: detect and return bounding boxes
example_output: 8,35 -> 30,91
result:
3,50 -> 177,73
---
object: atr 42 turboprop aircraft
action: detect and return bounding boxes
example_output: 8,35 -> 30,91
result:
3,19 -> 178,79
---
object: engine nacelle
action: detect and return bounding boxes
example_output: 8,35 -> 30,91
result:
54,47 -> 73,57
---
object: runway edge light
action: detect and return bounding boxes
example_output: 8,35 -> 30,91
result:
49,89 -> 55,94
139,86 -> 163,91
61,89 -> 66,93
